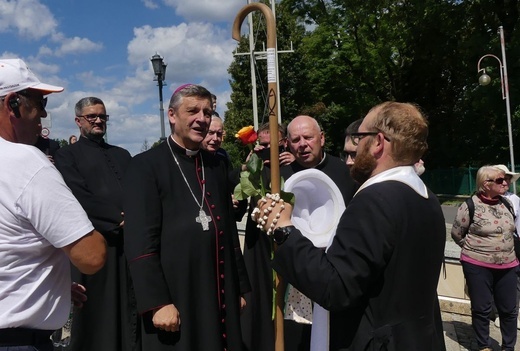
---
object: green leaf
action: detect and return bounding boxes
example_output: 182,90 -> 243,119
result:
233,184 -> 247,201
246,153 -> 263,174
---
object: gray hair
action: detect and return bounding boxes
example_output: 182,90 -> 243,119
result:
75,97 -> 104,116
476,165 -> 504,193
168,84 -> 212,112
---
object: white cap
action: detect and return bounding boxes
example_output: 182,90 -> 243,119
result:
0,59 -> 63,96
493,164 -> 520,183
283,168 -> 346,248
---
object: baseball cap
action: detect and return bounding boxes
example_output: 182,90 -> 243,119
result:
493,164 -> 520,183
0,58 -> 64,96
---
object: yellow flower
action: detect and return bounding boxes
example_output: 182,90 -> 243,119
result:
235,126 -> 257,145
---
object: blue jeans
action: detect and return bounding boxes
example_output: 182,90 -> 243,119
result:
462,261 -> 518,350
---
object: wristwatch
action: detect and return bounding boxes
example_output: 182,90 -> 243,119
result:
272,226 -> 295,245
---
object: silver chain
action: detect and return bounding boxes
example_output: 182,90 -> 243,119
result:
167,137 -> 205,211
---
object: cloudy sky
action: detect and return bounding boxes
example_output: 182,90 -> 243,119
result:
0,0 -> 251,155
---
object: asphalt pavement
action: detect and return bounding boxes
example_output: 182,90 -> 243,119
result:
443,311 -> 520,351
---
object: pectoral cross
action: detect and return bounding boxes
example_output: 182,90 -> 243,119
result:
196,209 -> 212,231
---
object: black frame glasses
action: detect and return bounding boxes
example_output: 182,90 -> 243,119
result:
350,131 -> 392,146
77,114 -> 110,122
17,90 -> 47,110
341,151 -> 357,161
486,177 -> 507,184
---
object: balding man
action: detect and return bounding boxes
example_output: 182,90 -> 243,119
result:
277,115 -> 356,350
255,102 -> 446,350
283,115 -> 355,203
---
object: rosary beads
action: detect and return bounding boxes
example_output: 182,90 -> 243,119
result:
251,193 -> 285,235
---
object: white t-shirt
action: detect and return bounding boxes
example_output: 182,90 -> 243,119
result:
504,191 -> 520,230
0,138 -> 94,330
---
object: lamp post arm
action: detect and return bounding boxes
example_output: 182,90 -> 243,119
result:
477,54 -> 505,99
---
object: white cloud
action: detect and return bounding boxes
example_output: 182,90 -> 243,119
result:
162,0 -> 244,22
141,0 -> 158,9
0,0 -> 57,39
0,0 -> 248,156
52,36 -> 103,57
48,32 -> 103,57
76,71 -> 115,89
127,23 -> 237,90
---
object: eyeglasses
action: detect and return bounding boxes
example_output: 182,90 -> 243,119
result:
17,90 -> 47,110
77,114 -> 110,122
486,177 -> 507,184
350,132 -> 391,146
342,151 -> 356,161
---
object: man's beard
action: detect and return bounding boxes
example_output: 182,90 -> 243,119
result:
350,144 -> 377,184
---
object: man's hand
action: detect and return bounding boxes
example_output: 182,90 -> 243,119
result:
232,194 -> 240,209
252,194 -> 293,232
71,282 -> 87,308
240,296 -> 247,313
119,211 -> 124,228
279,151 -> 295,166
152,304 -> 181,332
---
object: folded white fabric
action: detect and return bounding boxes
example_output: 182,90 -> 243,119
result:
283,169 -> 346,248
283,169 -> 346,350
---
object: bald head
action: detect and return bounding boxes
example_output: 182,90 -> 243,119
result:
286,115 -> 325,168
287,115 -> 321,136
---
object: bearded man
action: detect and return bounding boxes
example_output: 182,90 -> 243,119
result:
254,101 -> 446,351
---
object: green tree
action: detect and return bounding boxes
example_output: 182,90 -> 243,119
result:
223,0 -> 310,168
226,0 -> 520,167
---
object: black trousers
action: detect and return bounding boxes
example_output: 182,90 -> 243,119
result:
462,262 -> 518,350
0,328 -> 53,351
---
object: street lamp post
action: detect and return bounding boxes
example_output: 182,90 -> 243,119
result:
151,53 -> 168,141
477,26 -> 515,192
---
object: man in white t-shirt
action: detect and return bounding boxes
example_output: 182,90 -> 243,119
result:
0,58 -> 106,351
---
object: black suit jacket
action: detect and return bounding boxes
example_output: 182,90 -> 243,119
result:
273,181 -> 446,350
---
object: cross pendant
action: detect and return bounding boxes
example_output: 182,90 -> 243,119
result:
196,209 -> 212,231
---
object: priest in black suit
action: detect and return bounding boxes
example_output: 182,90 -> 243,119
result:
54,97 -> 138,351
124,84 -> 250,351
253,102 -> 446,351
240,116 -> 356,351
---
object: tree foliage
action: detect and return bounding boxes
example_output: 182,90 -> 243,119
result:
225,0 -> 520,169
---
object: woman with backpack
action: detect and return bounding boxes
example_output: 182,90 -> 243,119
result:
451,165 -> 519,351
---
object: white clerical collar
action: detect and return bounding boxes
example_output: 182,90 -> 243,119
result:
315,152 -> 326,167
170,136 -> 199,156
355,166 -> 429,199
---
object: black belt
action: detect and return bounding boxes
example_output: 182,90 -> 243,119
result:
0,328 -> 53,346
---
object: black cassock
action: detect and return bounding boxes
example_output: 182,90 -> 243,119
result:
240,154 -> 357,351
123,139 -> 250,351
54,136 -> 139,351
